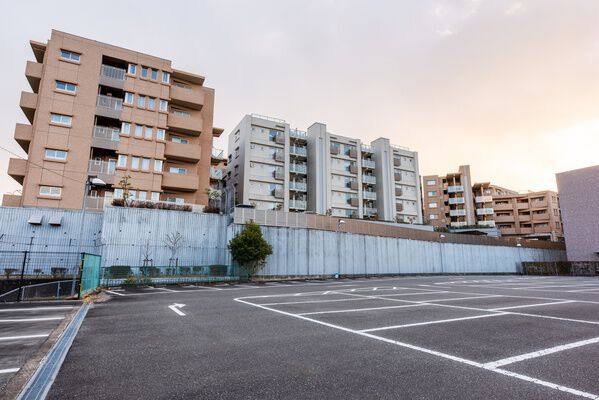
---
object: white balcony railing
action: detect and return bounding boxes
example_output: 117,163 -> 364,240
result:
101,64 -> 126,81
362,159 -> 376,169
447,185 -> 464,193
448,197 -> 465,205
290,163 -> 307,174
212,148 -> 226,160
289,146 -> 307,156
210,167 -> 223,180
477,220 -> 496,227
449,209 -> 466,216
289,129 -> 307,139
361,144 -> 374,153
450,221 -> 468,228
475,195 -> 493,203
363,191 -> 377,200
289,199 -> 307,209
364,207 -> 377,215
362,175 -> 376,184
289,181 -> 307,191
476,207 -> 494,215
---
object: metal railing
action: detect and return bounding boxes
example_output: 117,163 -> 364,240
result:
100,265 -> 249,286
251,113 -> 286,123
449,209 -> 467,216
210,167 -> 223,180
447,185 -> 464,193
289,146 -> 307,156
88,160 -> 116,175
448,197 -> 465,205
211,148 -> 226,160
101,64 -> 126,81
364,207 -> 378,215
289,199 -> 307,209
476,208 -> 494,215
363,191 -> 377,200
362,159 -> 376,168
290,163 -> 307,174
96,94 -> 123,111
93,125 -> 120,141
361,144 -> 374,153
289,181 -> 307,191
289,129 -> 307,139
362,175 -> 376,184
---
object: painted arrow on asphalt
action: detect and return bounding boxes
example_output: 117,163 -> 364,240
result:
168,303 -> 186,316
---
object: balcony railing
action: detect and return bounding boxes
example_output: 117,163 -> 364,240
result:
88,160 -> 116,176
211,148 -> 225,160
289,199 -> 307,210
450,221 -> 468,228
475,195 -> 493,203
362,175 -> 376,184
101,65 -> 126,81
290,163 -> 307,174
477,220 -> 496,227
476,208 -> 494,216
363,191 -> 377,200
289,181 -> 307,191
364,207 -> 377,215
93,126 -> 120,141
449,209 -> 467,216
361,144 -> 374,153
447,185 -> 464,193
448,197 -> 465,205
210,167 -> 223,180
96,94 -> 123,111
289,146 -> 307,156
289,129 -> 307,139
362,159 -> 375,169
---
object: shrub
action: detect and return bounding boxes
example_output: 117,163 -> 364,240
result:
228,221 -> 272,277
108,265 -> 132,278
3,268 -> 18,279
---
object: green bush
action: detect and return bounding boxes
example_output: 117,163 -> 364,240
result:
228,221 -> 273,277
109,265 -> 132,278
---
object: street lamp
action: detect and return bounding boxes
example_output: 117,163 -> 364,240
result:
337,219 -> 346,232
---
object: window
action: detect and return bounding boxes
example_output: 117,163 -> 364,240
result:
124,92 -> 134,104
166,197 -> 185,205
150,69 -> 158,80
426,180 -> 436,185
114,188 -> 124,199
128,190 -> 137,200
169,167 -> 187,174
172,137 -> 189,144
172,109 -> 191,117
44,148 -> 67,160
156,129 -> 165,140
162,71 -> 170,83
151,192 -> 160,202
159,99 -> 168,112
427,191 -> 436,196
135,125 -> 143,138
430,214 -> 439,220
154,159 -> 163,172
121,122 -> 131,135
141,66 -> 149,78
117,154 -> 127,168
39,186 -> 62,197
131,156 -> 140,169
127,64 -> 137,75
138,95 -> 146,108
429,202 -> 438,208
141,158 -> 150,171
50,113 -> 72,126
144,126 -> 153,139
148,97 -> 156,110
138,191 -> 147,201
59,50 -> 80,62
55,81 -> 76,93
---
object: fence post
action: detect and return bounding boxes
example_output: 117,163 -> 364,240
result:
17,251 -> 28,302
76,253 -> 85,299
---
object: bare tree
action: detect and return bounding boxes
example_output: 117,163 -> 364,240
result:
142,239 -> 153,267
164,232 -> 184,267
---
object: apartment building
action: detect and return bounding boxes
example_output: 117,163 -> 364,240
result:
2,30 -> 221,210
422,165 -> 563,241
226,114 -> 422,223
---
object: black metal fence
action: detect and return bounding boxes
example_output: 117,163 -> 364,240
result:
522,261 -> 599,276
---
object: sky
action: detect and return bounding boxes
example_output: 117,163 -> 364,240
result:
1,0 -> 598,195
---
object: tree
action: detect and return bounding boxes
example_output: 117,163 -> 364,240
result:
164,232 -> 185,267
206,188 -> 222,212
228,221 -> 272,278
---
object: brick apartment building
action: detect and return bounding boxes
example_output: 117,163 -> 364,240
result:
422,165 -> 563,241
3,30 -> 221,210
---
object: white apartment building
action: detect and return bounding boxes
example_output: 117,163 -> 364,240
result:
226,114 -> 422,223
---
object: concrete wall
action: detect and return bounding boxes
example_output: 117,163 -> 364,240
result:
230,225 -> 566,277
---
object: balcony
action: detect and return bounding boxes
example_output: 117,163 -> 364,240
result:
20,91 -> 37,124
534,225 -> 552,234
494,202 -> 513,211
289,181 -> 307,191
450,221 -> 468,228
2,194 -> 22,207
290,129 -> 307,140
25,61 -> 42,92
289,199 -> 307,210
363,191 -> 377,200
289,146 -> 307,157
273,189 -> 284,199
500,228 -> 516,235
348,197 -> 359,207
273,169 -> 284,180
476,208 -> 494,216
518,215 -> 531,222
362,175 -> 376,185
274,150 -> 285,162
449,209 -> 467,216
517,202 -> 529,210
531,200 -> 548,209
362,159 -> 375,169
448,197 -> 465,205
395,187 -> 403,197
361,144 -> 374,154
165,141 -> 201,163
520,227 -> 534,234
348,148 -> 358,158
92,126 -> 120,151
364,207 -> 377,216
14,123 -> 33,152
348,181 -> 359,190
8,158 -> 27,184
447,185 -> 464,193
168,112 -> 203,135
477,220 -> 496,228
100,65 -> 126,89
170,83 -> 204,110
290,163 -> 307,174
532,213 -> 550,222
162,172 -> 199,192
86,196 -> 109,211
495,215 -> 515,223
96,94 -> 123,119
88,160 -> 116,185
475,195 -> 493,203
210,167 -> 223,180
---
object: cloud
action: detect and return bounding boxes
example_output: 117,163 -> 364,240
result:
505,2 -> 524,16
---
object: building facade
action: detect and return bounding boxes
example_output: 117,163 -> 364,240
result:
3,30 -> 221,210
226,114 -> 422,223
556,165 -> 599,261
422,165 -> 563,241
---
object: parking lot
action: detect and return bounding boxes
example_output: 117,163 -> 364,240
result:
0,303 -> 77,394
41,276 -> 599,399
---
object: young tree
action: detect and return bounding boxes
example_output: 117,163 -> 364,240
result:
164,232 -> 184,267
228,221 -> 272,278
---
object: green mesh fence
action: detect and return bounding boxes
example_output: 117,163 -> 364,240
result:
80,253 -> 102,297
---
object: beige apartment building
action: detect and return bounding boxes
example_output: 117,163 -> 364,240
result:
3,30 -> 221,210
422,165 -> 563,241
226,114 -> 422,223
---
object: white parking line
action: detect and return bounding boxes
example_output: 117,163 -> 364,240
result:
0,334 -> 49,341
489,300 -> 576,311
0,317 -> 63,323
0,306 -> 73,313
105,290 -> 126,296
155,287 -> 178,292
483,336 -> 599,369
359,313 -> 508,332
0,368 -> 20,374
297,303 -> 426,316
